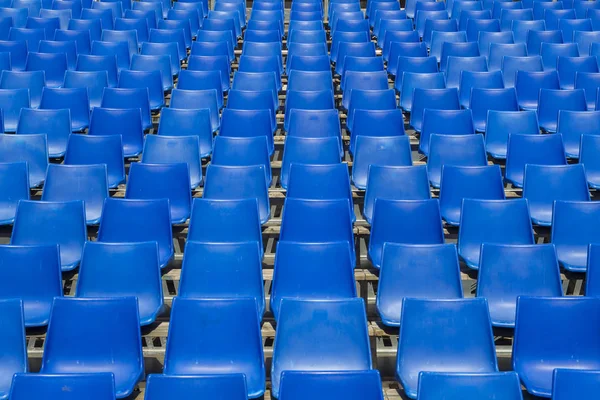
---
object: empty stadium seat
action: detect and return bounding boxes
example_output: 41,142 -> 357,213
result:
541,43 -> 580,71
557,56 -> 599,90
92,40 -> 131,72
532,1 -> 561,20
141,136 -> 202,189
396,298 -> 498,399
513,297 -> 600,397
0,162 -> 29,224
163,297 -> 266,398
41,164 -> 108,225
271,298 -> 371,398
363,165 -> 430,224
478,30 -> 514,56
428,134 -> 488,188
0,299 -> 27,400
377,243 -> 462,327
157,107 -> 212,159
220,109 -> 274,154
439,165 -> 505,226
538,88 -> 587,132
115,16 -> 149,43
459,71 -> 504,109
16,108 -> 69,158
279,371 -> 383,400
458,199 -> 534,269
0,88 -> 28,132
440,42 -> 481,72
125,163 -> 191,223
117,70 -> 164,110
287,109 -> 342,154
458,9 -> 491,31
472,88 -> 520,130
477,243 -> 562,327
552,200 -> 600,271
502,55 -> 544,88
97,198 -> 173,268
505,133 -> 567,187
580,134 -> 600,188
352,136 -> 412,190
203,165 -> 270,224
75,54 -> 118,89
399,72 -> 446,112
280,136 -> 340,188
423,19 -> 458,47
485,110 -> 540,158
394,55 -> 438,87
10,373 -> 115,400
552,369 -> 600,400
410,88 -> 460,132
512,19 -> 545,44
64,134 -> 124,189
545,8 -> 576,30
587,244 -> 600,296
101,88 -> 153,130
40,297 -> 143,398
130,54 -> 173,91
81,8 -> 114,30
526,29 -> 563,55
284,89 -> 334,131
63,71 -> 107,109
515,70 -> 560,110
369,199 -> 444,269
40,87 -> 89,131
418,372 -> 523,400
0,133 -> 47,189
77,241 -> 163,325
227,89 -> 276,133
0,71 -> 42,110
271,241 -> 356,319
88,108 -> 144,157
429,31 -> 467,63
68,18 -> 102,42
0,40 -> 26,71
144,375 -> 246,400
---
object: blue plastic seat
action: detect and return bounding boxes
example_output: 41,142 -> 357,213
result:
92,0 -> 122,20
387,42 -> 427,76
169,89 -> 219,132
552,200 -> 600,271
11,373 -> 116,400
0,134 -> 47,189
0,162 -> 28,224
37,40 -> 76,71
397,71 -> 443,111
100,87 -> 152,130
515,70 -> 560,110
148,28 -> 187,61
350,109 -> 404,155
280,136 -> 340,188
524,164 -> 589,226
272,241 -> 356,320
513,297 -> 600,396
502,55 -> 544,88
451,0 -> 483,19
101,29 -> 138,63
118,70 -> 163,110
11,200 -> 86,270
538,88 -> 587,132
203,165 -> 270,224
439,42 -> 481,72
189,41 -> 230,69
271,298 -> 371,398
418,372 -> 523,400
393,56 -> 437,88
288,53 -> 330,72
0,72 -> 40,114
132,1 -> 164,21
125,163 -> 191,223
0,245 -> 61,328
195,31 -> 234,62
244,29 -> 280,43
187,55 -> 230,93
220,109 -> 273,154
428,134 -> 488,188
486,110 -> 539,159
377,243 -> 462,327
580,134 -> 600,188
410,88 -> 461,133
68,18 -> 103,42
0,88 -> 28,134
559,18 -> 592,44
576,72 -> 600,110
288,19 -> 322,33
526,29 -> 563,55
9,27 -> 44,52
445,56 -> 488,90
0,7 -> 27,28
397,298 -> 498,399
330,31 -> 369,64
0,40 -> 26,71
179,241 -> 264,314
501,8 -> 533,30
288,29 -> 326,44
541,42 -> 580,70
557,56 -> 598,90
77,241 -> 163,325
457,8 -> 491,31
0,299 -> 27,400
533,1 -> 562,20
352,135 -> 412,189
419,109 -> 474,157
369,199 -> 444,269
505,133 -> 566,188
440,165 -> 506,226
97,198 -> 173,267
163,297 -> 265,398
227,89 -> 276,132
279,371 -> 383,400
115,17 -> 149,44
81,8 -> 114,30
53,29 -> 91,55
558,110 -> 600,159
458,199 -> 534,269
287,163 -> 352,210
125,9 -> 157,30
158,19 -> 192,49
575,31 -> 600,56
92,40 -> 131,72
459,71 -> 504,109
470,88 -> 519,131
415,9 -> 447,38
478,243 -> 561,328
64,134 -> 124,188
187,199 -> 263,254
75,54 -> 118,88
40,87 -> 89,131
41,164 -> 108,225
284,89 -> 334,131
423,18 -> 458,48
40,297 -> 143,398
288,70 -> 333,93
512,19 -> 545,43
336,42 -> 377,75
24,52 -> 66,88
88,108 -> 144,157
287,109 -> 341,152
130,53 -> 173,91
242,42 -> 283,73
552,369 -> 600,400
363,165 -> 430,224
466,18 -> 501,42
26,16 -> 60,40
146,375 -> 247,400
142,136 -> 201,189
478,31 -> 514,56
212,136 -> 271,185
157,107 -> 212,159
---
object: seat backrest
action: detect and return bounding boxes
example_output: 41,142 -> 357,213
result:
279,371 -> 384,400
352,135 -> 412,189
10,373 -> 116,400
144,374 -> 247,400
418,372 -> 523,400
0,299 -> 29,397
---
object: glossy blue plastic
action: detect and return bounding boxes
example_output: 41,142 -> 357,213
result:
288,54 -> 330,72
271,241 -> 356,319
575,72 -> 600,110
446,56 -> 488,90
428,134 -> 488,188
485,110 -> 539,158
149,28 -> 186,60
279,371 -> 383,400
157,108 -> 212,159
580,134 -> 600,188
399,72 -> 445,112
369,199 -> 444,269
163,297 -> 265,398
551,200 -> 600,271
387,43 -> 427,78
458,199 -> 534,269
0,162 -> 28,224
0,133 -> 47,191
0,88 -> 28,132
410,88 -> 460,133
418,372 -> 523,400
397,298 -> 498,399
545,8 -> 576,30
40,87 -> 89,131
336,41 -> 376,75
541,43 -> 580,70
63,71 -> 107,110
0,299 -> 27,400
97,198 -> 173,268
540,88 -> 588,132
77,241 -> 163,325
513,297 -> 600,397
68,18 -> 102,42
10,373 -> 115,400
350,109 -> 404,154
479,31 -> 514,57
512,20 -> 545,44
92,40 -> 131,72
503,56 -> 544,91
440,42 -> 481,72
284,89 -> 334,131
88,108 -> 144,157
459,71 -> 504,109
10,27 -> 44,53
466,18 -> 501,42
280,136 -> 340,188
144,375 -> 246,400
440,165 -> 505,226
37,39 -> 76,70
0,40 -> 26,71
115,17 -> 149,44
16,108 -> 69,158
220,109 -> 273,154
0,71 -> 42,112
515,70 -> 560,110
74,55 -> 117,90
352,135 -> 412,190
557,56 -> 598,90
227,89 -> 276,133
142,136 -> 202,189
271,298 -> 371,398
377,244 -> 462,327
552,369 -> 600,400
575,31 -> 600,55
458,9 -> 491,31
64,134 -> 124,189
394,56 -> 437,88
100,88 -> 152,130
40,297 -> 143,398
81,8 -> 114,30
117,70 -> 164,110
130,54 -> 173,91
423,18 -> 458,47
500,8 -> 533,30
342,71 -> 387,110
